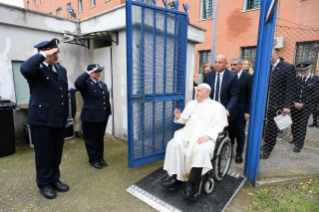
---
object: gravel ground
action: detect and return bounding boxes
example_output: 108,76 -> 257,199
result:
0,135 -> 161,212
1,132 -> 318,212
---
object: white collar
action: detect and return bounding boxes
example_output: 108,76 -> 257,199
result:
216,70 -> 225,77
237,69 -> 243,78
197,97 -> 210,104
302,73 -> 312,81
91,78 -> 100,83
273,58 -> 280,68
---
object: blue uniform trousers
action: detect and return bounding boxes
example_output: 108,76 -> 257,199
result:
82,121 -> 108,164
291,107 -> 312,149
228,112 -> 247,155
30,125 -> 65,189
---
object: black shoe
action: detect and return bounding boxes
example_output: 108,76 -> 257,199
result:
161,175 -> 181,191
182,181 -> 195,200
99,160 -> 108,167
261,151 -> 270,159
308,123 -> 317,127
91,162 -> 103,169
40,186 -> 56,199
293,147 -> 301,153
289,140 -> 295,144
51,181 -> 69,192
235,154 -> 243,164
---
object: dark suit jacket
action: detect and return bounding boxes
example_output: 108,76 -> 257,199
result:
294,75 -> 319,108
237,71 -> 252,114
204,69 -> 239,121
268,61 -> 295,111
21,54 -> 69,127
75,72 -> 112,123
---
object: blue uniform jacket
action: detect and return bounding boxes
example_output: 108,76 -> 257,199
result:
20,54 -> 69,127
75,72 -> 112,123
294,74 -> 319,108
203,69 -> 239,122
268,61 -> 295,111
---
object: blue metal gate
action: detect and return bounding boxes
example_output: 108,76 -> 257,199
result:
126,0 -> 189,168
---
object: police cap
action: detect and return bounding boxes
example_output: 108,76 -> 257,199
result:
296,61 -> 313,72
34,38 -> 60,51
87,64 -> 102,72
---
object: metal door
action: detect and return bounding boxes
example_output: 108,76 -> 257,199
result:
126,0 -> 189,167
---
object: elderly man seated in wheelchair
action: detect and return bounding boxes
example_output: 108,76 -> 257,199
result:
161,83 -> 228,200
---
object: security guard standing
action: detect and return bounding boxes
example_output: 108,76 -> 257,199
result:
75,64 -> 112,169
308,69 -> 319,128
20,39 -> 69,199
290,61 -> 319,152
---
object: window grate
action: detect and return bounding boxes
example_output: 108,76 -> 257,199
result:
295,41 -> 319,73
198,51 -> 211,74
246,0 -> 260,11
201,0 -> 213,20
241,46 -> 257,70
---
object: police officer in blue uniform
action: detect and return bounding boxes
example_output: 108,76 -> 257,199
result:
290,61 -> 319,152
75,64 -> 112,169
20,38 -> 69,199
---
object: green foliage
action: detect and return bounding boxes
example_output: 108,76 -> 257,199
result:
246,179 -> 319,212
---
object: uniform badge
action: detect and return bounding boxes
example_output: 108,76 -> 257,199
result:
40,64 -> 43,68
91,82 -> 94,85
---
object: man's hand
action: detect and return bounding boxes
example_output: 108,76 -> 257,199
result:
226,110 -> 230,117
282,107 -> 291,115
41,48 -> 58,56
244,113 -> 250,121
197,135 -> 211,144
294,103 -> 303,110
89,68 -> 98,75
174,108 -> 181,119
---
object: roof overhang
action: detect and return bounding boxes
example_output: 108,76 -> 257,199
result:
61,31 -> 118,48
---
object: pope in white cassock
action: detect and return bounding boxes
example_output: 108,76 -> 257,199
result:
161,83 -> 228,199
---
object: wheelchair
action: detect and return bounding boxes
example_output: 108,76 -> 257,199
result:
192,130 -> 233,200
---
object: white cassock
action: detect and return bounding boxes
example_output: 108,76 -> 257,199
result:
163,98 -> 228,181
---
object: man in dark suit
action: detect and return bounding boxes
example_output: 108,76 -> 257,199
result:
75,64 -> 112,169
20,39 -> 69,199
228,57 -> 252,164
203,55 -> 239,122
262,50 -> 295,159
290,61 -> 319,152
308,70 -> 319,128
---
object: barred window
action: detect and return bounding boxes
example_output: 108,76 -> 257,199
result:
294,41 -> 319,73
241,46 -> 257,70
168,1 -> 178,10
67,3 -> 71,17
79,0 -> 83,12
201,0 -> 213,20
91,0 -> 96,7
246,0 -> 260,11
56,9 -> 60,16
34,0 -> 37,7
198,50 -> 211,74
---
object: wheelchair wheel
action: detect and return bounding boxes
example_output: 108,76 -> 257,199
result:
214,137 -> 232,181
204,177 -> 215,194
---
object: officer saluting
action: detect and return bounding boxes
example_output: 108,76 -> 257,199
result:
75,64 -> 111,169
290,61 -> 319,152
20,39 -> 69,199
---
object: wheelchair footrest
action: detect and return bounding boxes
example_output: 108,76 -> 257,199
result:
127,168 -> 245,212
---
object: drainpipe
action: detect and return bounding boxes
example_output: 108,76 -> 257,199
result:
211,0 -> 219,64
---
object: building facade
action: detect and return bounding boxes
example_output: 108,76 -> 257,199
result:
24,0 -> 319,80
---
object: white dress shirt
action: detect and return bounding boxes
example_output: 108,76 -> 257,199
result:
302,73 -> 312,82
237,69 -> 243,79
43,61 -> 57,73
272,58 -> 280,71
213,70 -> 225,102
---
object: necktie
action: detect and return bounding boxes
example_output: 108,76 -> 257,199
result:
48,64 -> 57,78
303,77 -> 306,83
215,73 -> 220,102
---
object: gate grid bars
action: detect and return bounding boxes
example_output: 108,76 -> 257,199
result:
126,0 -> 190,168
